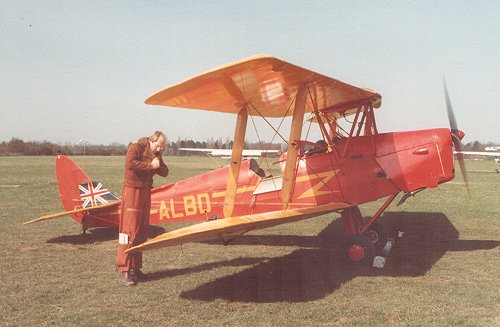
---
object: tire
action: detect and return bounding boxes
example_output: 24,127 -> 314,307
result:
343,234 -> 375,265
363,222 -> 388,253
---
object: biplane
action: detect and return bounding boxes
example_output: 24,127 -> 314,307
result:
25,55 -> 469,265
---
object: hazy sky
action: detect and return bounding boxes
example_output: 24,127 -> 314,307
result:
1,1 -> 499,145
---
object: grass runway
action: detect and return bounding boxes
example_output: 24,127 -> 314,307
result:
1,156 -> 498,326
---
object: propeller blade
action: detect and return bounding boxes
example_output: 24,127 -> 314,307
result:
443,79 -> 458,133
443,79 -> 470,196
453,140 -> 471,196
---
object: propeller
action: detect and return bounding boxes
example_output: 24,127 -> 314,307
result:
443,79 -> 470,196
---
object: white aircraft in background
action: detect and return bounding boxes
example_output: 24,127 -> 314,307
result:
455,147 -> 500,172
179,148 -> 280,158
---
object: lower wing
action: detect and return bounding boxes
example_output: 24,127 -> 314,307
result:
126,202 -> 351,253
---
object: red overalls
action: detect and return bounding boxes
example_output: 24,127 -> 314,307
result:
116,187 -> 151,272
116,137 -> 168,272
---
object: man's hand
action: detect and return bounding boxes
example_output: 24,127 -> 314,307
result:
151,158 -> 160,169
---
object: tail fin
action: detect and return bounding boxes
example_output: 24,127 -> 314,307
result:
56,155 -> 92,215
55,155 -> 119,226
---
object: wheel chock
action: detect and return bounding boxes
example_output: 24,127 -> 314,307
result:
372,238 -> 394,268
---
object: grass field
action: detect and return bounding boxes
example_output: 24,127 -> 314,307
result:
1,156 -> 498,326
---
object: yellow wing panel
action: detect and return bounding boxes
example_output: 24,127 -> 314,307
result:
145,55 -> 381,118
126,202 -> 351,253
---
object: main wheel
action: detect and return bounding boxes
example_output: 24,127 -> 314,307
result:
363,222 -> 388,253
343,234 -> 375,265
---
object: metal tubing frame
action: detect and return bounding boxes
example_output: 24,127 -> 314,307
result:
355,106 -> 367,137
341,106 -> 362,159
308,89 -> 333,145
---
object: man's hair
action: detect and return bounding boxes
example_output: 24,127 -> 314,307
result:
150,131 -> 166,142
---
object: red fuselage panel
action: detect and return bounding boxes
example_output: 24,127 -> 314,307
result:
145,128 -> 454,224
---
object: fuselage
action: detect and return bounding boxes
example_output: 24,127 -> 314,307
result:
146,128 -> 455,224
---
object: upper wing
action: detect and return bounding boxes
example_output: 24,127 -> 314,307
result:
126,202 -> 350,253
145,55 -> 381,118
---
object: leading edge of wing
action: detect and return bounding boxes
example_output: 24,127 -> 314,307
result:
125,202 -> 351,253
144,55 -> 381,118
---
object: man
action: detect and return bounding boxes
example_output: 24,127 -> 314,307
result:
116,131 -> 168,286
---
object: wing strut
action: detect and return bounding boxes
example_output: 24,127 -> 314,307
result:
280,86 -> 307,209
223,104 -> 249,217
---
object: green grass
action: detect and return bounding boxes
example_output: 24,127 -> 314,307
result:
1,156 -> 498,326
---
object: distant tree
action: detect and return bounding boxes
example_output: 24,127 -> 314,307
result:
169,141 -> 178,156
8,138 -> 26,155
60,145 -> 73,155
0,141 -> 7,155
207,137 -> 215,148
471,141 -> 482,151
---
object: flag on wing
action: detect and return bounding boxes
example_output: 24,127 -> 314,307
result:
79,181 -> 119,208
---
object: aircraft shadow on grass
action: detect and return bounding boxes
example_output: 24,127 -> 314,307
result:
150,212 -> 498,303
46,225 -> 166,245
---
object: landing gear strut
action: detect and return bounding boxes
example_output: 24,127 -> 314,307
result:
340,193 -> 397,265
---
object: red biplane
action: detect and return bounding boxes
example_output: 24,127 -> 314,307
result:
25,55 -> 468,265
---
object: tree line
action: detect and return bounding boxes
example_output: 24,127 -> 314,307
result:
0,137 -> 284,156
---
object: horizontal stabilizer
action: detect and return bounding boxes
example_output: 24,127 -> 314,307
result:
126,202 -> 350,253
23,201 -> 120,225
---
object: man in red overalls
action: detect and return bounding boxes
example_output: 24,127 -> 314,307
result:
116,131 -> 168,286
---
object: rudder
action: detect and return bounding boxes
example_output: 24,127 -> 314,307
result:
55,155 -> 119,227
56,155 -> 92,221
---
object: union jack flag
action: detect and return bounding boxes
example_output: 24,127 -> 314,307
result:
79,181 -> 119,208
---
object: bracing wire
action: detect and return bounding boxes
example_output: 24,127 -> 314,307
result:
249,114 -> 273,174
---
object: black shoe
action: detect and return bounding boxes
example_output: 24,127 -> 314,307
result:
118,271 -> 137,286
131,268 -> 151,282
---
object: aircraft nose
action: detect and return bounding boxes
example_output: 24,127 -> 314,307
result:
450,129 -> 465,141
455,130 -> 465,140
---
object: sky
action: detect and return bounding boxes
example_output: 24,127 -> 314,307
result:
1,1 -> 499,146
